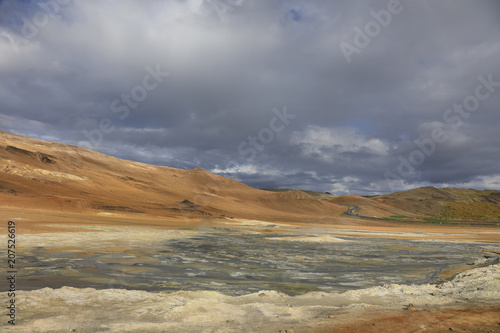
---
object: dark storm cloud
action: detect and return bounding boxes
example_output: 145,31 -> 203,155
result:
1,0 -> 499,194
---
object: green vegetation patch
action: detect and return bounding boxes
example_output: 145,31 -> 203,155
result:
441,201 -> 500,220
421,217 -> 451,224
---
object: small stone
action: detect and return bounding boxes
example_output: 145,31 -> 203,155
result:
404,304 -> 417,311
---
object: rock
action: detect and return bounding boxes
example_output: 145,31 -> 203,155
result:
404,304 -> 417,311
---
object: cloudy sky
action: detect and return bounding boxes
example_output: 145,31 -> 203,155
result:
1,0 -> 499,195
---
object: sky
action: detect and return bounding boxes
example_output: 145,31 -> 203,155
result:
0,0 -> 499,195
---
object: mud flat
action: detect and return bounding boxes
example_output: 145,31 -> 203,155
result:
2,213 -> 499,332
8,223 -> 500,294
1,263 -> 498,332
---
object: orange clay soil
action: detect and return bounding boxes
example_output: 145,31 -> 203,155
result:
316,306 -> 500,333
2,206 -> 499,244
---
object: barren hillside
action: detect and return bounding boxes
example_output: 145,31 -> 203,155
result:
2,131 -> 499,225
329,194 -> 420,218
0,130 -> 344,222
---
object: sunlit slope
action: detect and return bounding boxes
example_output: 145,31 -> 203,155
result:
329,194 -> 419,218
375,187 -> 500,221
0,130 -> 344,222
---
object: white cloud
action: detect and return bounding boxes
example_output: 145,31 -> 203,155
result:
291,125 -> 389,161
343,176 -> 359,183
452,174 -> 500,190
212,164 -> 259,175
328,183 -> 349,195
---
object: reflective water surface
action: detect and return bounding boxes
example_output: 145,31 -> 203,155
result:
15,228 -> 495,295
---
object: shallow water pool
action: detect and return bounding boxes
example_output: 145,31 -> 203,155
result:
11,228 -> 497,295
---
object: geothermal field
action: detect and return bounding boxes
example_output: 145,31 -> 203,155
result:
2,2 -> 500,330
1,131 -> 500,331
0,132 -> 499,332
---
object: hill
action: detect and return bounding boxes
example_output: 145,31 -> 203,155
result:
328,187 -> 500,223
261,188 -> 337,200
329,194 -> 420,219
375,187 -> 500,221
1,131 -> 498,225
0,130 -> 345,223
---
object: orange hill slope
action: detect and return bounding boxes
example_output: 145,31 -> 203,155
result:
329,194 -> 418,218
0,130 -> 344,222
